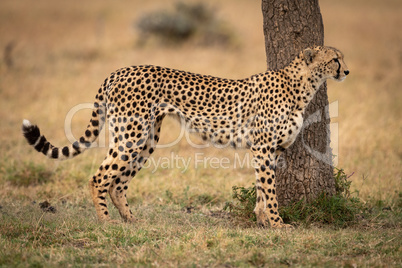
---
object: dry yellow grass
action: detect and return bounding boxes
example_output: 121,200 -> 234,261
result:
1,0 -> 400,201
323,0 -> 402,201
0,0 -> 401,266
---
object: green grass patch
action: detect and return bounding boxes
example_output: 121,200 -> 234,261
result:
164,186 -> 223,209
224,168 -> 401,228
280,192 -> 363,228
0,160 -> 53,187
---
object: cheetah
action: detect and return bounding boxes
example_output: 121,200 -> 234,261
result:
22,46 -> 349,228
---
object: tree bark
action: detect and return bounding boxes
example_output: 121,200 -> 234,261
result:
261,0 -> 335,205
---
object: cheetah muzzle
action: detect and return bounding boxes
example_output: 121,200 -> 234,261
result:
22,46 -> 349,228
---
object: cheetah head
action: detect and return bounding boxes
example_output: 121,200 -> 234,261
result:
303,46 -> 349,82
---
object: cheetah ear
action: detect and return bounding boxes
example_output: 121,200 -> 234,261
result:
303,48 -> 317,65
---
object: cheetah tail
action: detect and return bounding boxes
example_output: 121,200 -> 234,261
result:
21,104 -> 105,160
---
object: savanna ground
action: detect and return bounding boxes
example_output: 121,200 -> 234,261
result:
0,0 -> 401,267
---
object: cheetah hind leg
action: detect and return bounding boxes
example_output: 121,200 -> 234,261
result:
108,165 -> 136,223
107,145 -> 151,223
106,145 -> 145,223
89,156 -> 119,222
108,119 -> 162,223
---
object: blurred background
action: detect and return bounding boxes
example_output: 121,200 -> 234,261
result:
0,0 -> 400,203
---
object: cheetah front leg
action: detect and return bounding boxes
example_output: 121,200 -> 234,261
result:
252,151 -> 292,229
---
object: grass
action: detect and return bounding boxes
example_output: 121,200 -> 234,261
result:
0,160 -> 54,187
0,0 -> 401,266
1,192 -> 401,267
225,169 -> 401,230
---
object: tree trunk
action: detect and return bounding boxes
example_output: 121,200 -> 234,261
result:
261,0 -> 335,206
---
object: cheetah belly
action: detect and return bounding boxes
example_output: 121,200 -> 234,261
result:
185,118 -> 254,149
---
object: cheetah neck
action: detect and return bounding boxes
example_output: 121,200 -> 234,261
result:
284,56 -> 325,111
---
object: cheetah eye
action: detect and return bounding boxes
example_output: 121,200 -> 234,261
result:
331,58 -> 340,65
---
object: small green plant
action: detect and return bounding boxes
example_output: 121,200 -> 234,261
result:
334,167 -> 354,198
224,184 -> 256,222
225,168 -> 364,227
